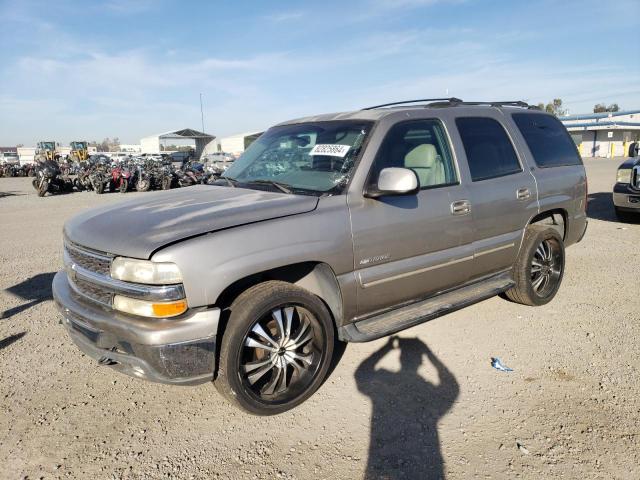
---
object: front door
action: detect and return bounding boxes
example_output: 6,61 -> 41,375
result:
349,118 -> 475,317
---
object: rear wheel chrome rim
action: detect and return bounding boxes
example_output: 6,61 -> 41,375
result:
239,305 -> 324,403
530,238 -> 562,297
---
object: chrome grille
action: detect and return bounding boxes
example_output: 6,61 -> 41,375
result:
632,166 -> 640,190
64,241 -> 112,275
71,277 -> 113,306
64,240 -> 114,307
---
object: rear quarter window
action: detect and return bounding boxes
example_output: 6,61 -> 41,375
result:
512,113 -> 582,167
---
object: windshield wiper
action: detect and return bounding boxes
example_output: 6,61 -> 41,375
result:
246,179 -> 293,194
217,175 -> 238,187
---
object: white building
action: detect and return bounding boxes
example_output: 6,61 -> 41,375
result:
217,131 -> 263,156
140,128 -> 215,158
17,147 -> 35,164
560,110 -> 640,158
120,144 -> 142,153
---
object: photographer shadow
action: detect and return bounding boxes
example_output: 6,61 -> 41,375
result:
356,337 -> 459,480
1,272 -> 55,320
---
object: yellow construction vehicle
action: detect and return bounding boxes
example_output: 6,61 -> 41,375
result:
69,141 -> 89,162
35,141 -> 58,162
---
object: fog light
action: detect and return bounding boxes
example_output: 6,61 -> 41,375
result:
113,295 -> 187,318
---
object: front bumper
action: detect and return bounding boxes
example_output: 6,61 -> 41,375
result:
53,271 -> 219,385
613,183 -> 640,211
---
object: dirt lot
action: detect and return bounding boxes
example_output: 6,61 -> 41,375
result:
1,158 -> 639,480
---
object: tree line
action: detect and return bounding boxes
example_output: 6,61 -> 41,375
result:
536,99 -> 622,116
88,138 -> 121,152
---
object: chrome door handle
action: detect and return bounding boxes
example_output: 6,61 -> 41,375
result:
516,188 -> 531,200
451,199 -> 471,215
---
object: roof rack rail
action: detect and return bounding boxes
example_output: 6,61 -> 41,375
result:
363,98 -> 541,110
362,98 -> 463,110
427,99 -> 540,110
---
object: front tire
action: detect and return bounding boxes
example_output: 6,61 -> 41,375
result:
37,179 -> 49,197
503,225 -> 565,306
215,281 -> 335,415
136,177 -> 151,192
615,207 -> 637,223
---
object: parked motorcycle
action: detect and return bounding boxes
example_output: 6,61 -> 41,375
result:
110,162 -> 132,193
157,162 -> 175,190
73,161 -> 94,192
133,160 -> 153,192
1,164 -> 19,177
174,161 -> 206,187
89,159 -> 111,194
31,160 -> 73,197
23,163 -> 36,177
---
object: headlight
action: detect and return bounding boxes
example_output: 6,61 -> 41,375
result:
113,295 -> 187,318
110,257 -> 182,284
617,168 -> 631,184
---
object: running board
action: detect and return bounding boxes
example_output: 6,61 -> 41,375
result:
340,272 -> 514,342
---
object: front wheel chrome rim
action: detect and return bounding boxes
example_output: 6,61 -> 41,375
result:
240,305 -> 324,403
531,238 -> 562,296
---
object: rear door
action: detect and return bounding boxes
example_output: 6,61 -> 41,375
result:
350,118 -> 475,317
452,114 -> 539,279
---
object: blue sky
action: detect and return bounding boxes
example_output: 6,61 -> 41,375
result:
1,0 -> 639,146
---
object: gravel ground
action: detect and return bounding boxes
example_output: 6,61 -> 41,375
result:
1,157 -> 639,480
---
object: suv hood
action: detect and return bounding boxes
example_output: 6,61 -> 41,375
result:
64,185 -> 319,259
619,157 -> 640,169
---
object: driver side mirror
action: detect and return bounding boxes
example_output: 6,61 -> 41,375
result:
365,167 -> 419,198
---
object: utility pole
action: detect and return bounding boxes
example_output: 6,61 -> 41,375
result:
199,93 -> 205,133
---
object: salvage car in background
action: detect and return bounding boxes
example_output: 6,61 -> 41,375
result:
2,151 -> 20,165
613,157 -> 640,221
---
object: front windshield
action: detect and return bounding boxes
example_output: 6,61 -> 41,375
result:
41,142 -> 55,150
223,120 -> 372,194
71,142 -> 87,149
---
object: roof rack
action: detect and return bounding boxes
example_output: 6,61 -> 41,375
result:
362,98 -> 463,110
363,98 -> 541,110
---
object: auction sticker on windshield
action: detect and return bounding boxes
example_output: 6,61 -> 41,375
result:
309,144 -> 351,157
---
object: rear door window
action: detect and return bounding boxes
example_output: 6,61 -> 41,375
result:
512,113 -> 582,167
455,117 -> 522,181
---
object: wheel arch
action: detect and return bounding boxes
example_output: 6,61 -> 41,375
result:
529,208 -> 567,240
215,261 -> 344,329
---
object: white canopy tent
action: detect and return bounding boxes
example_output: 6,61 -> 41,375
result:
140,128 -> 216,158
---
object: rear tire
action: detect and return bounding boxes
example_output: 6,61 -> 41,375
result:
119,178 -> 128,193
94,181 -> 105,194
503,225 -> 565,306
162,176 -> 172,190
215,281 -> 336,415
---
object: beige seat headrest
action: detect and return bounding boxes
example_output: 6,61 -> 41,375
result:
404,144 -> 438,169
